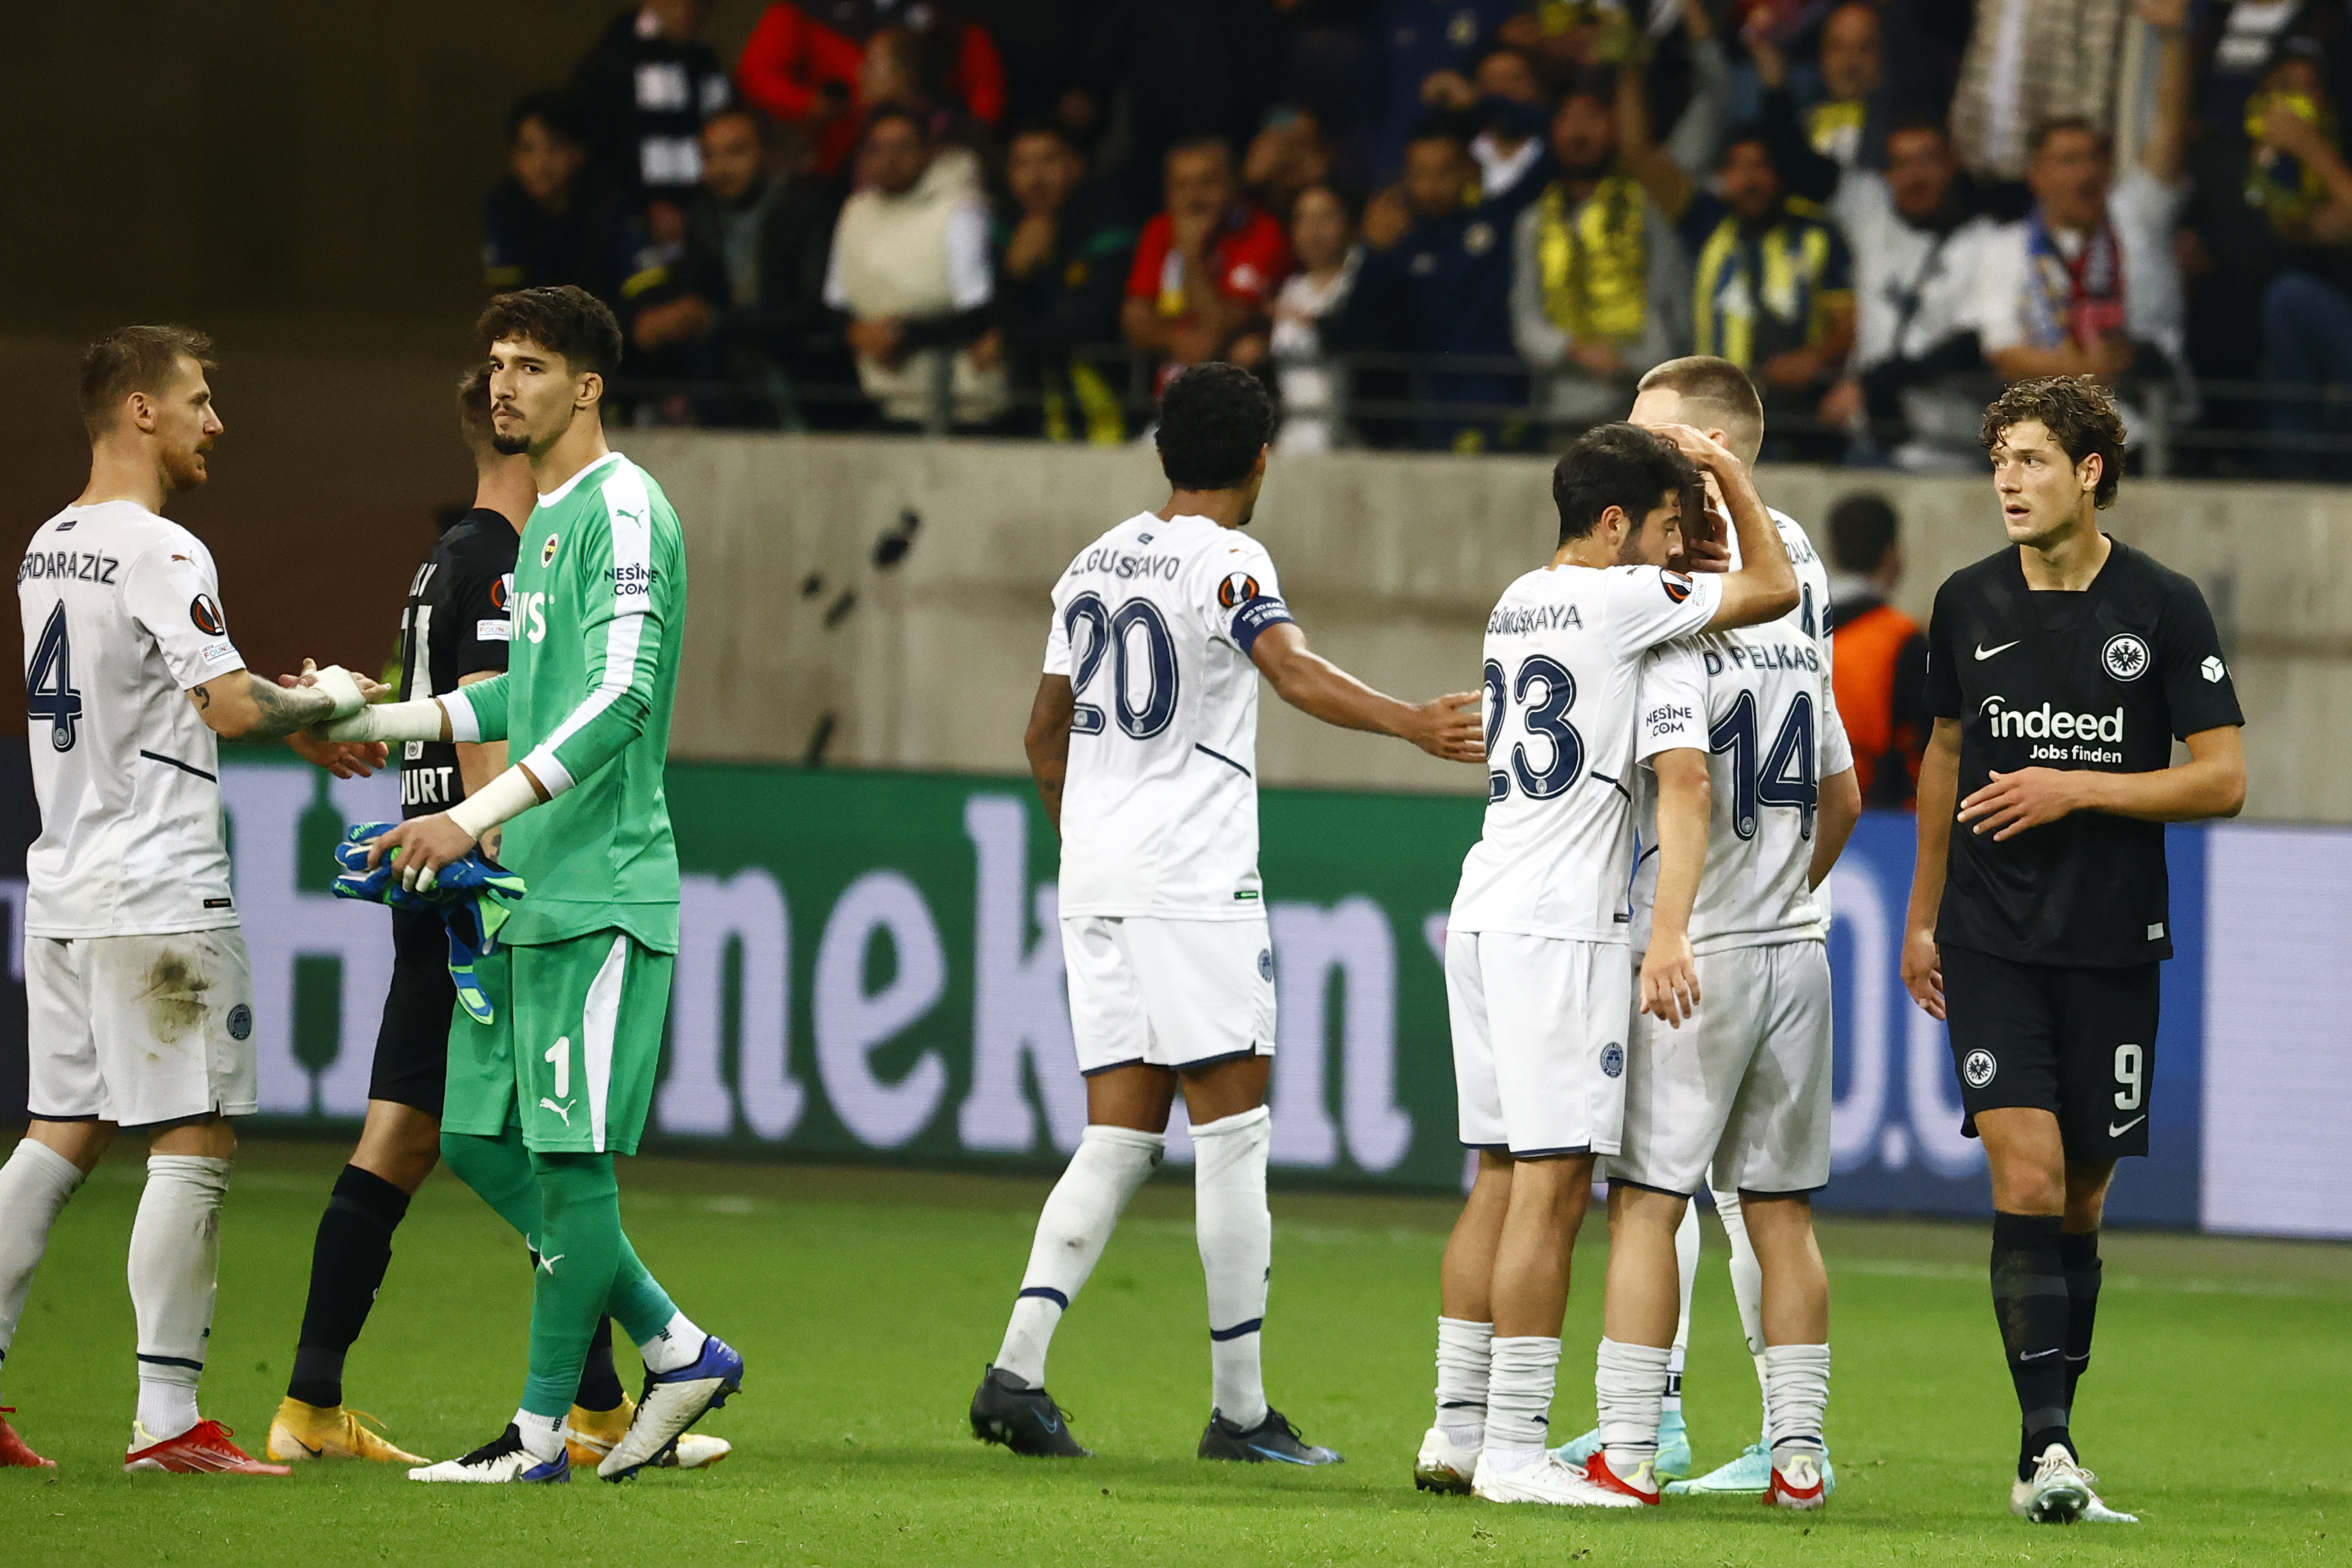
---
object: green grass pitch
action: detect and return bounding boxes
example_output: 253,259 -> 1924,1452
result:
3,1137 -> 2347,1566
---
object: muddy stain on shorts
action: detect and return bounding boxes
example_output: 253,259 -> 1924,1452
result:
138,949 -> 213,1048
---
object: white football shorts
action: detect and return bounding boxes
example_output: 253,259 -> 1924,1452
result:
26,928 -> 257,1127
1447,929 -> 1631,1158
1615,939 -> 1833,1197
1061,915 -> 1276,1076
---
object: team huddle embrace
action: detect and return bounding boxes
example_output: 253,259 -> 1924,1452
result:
972,358 -> 2244,1528
0,312 -> 2244,1522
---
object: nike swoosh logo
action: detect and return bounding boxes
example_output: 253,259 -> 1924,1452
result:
2109,1115 -> 2147,1137
295,1439 -> 322,1456
2019,1347 -> 2062,1361
1248,1444 -> 1314,1464
1975,640 -> 2021,661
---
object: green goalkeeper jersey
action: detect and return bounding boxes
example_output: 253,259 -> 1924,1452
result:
447,450 -> 686,953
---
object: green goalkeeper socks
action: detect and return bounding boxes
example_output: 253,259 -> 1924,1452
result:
522,1150 -> 625,1419
440,1128 -> 683,1416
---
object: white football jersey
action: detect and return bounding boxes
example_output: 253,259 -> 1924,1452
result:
1450,561 -> 1725,942
1046,511 -> 1293,920
1631,513 -> 1853,953
18,500 -> 247,938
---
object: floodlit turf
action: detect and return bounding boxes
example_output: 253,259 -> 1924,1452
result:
3,1138 -> 2347,1566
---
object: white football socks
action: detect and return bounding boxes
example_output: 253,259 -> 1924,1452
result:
1192,1105 -> 1272,1430
1713,1182 -> 1772,1440
995,1124 -> 1165,1389
1764,1343 -> 1831,1462
129,1154 -> 230,1443
0,1140 -> 83,1395
1483,1335 -> 1560,1471
1596,1337 -> 1672,1476
1666,1200 -> 1698,1416
1434,1316 -> 1493,1448
638,1310 -> 708,1374
514,1407 -> 566,1464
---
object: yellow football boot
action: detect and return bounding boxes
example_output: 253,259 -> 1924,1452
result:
265,1397 -> 430,1464
565,1397 -> 731,1471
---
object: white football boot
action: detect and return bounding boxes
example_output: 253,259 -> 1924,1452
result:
1471,1450 -> 1647,1508
1413,1425 -> 1479,1494
2009,1443 -> 2092,1523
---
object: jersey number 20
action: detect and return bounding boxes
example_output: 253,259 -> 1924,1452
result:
1064,592 -> 1179,739
27,603 -> 82,753
1483,656 -> 1585,802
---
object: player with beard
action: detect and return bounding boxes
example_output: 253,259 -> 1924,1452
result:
265,366 -> 728,1474
1902,376 -> 2243,1524
322,286 -> 739,1483
1413,420 -> 1796,1508
0,326 -> 378,1473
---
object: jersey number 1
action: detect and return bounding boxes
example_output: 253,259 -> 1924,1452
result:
27,603 -> 82,752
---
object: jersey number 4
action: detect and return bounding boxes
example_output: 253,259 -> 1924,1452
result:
1710,689 -> 1816,840
1064,592 -> 1179,739
27,603 -> 82,753
1483,656 -> 1585,803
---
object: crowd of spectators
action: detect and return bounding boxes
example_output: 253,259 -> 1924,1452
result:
475,0 -> 2352,472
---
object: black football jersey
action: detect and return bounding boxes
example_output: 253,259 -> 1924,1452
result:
1924,536 -> 2243,967
396,509 -> 517,818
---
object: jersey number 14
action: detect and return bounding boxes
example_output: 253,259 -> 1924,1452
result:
27,603 -> 82,753
1710,689 -> 1817,840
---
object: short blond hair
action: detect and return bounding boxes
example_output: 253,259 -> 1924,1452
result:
1636,356 -> 1764,465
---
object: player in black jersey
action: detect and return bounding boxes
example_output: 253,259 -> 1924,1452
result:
265,366 -> 531,1465
1900,377 -> 2244,1526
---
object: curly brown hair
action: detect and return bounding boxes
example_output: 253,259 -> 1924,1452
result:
477,285 -> 622,377
1980,375 -> 2126,509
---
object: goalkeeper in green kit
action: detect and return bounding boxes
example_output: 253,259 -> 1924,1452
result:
316,285 -> 740,1483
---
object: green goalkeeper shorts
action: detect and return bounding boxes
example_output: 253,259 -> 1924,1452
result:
439,930 -> 675,1155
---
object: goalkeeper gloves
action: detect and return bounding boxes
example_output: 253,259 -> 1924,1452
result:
331,823 -> 528,1026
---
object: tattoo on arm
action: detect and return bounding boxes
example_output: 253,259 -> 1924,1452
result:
241,673 -> 335,739
191,683 -> 211,709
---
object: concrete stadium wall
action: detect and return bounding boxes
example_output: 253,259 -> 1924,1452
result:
619,433 -> 2352,823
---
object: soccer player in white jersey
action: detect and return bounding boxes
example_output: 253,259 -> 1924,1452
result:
0,326 -> 377,1473
1577,394 -> 1866,1509
970,363 -> 1483,1463
1554,357 -> 1853,1495
1414,419 -> 1797,1509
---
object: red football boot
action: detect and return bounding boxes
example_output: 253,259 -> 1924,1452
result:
0,1408 -> 55,1468
1766,1449 -> 1828,1509
124,1419 -> 291,1475
1582,1449 -> 1663,1505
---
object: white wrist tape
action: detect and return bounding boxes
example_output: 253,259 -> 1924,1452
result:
447,766 -> 542,840
308,665 -> 368,722
324,698 -> 445,745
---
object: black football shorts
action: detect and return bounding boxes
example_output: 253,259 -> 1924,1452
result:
1941,942 -> 2161,1161
368,905 -> 457,1117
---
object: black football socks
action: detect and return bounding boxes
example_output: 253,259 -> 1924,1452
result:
1991,1211 -> 2072,1482
577,1316 -> 625,1413
288,1164 -> 411,1408
2060,1229 -> 2102,1410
